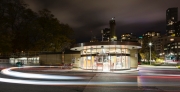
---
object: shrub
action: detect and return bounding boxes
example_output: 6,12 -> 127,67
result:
177,66 -> 180,69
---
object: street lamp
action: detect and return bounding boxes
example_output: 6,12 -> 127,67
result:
149,42 -> 152,65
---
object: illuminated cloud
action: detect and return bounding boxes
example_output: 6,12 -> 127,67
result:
24,0 -> 180,42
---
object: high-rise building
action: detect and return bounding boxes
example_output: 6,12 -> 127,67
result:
175,21 -> 180,36
166,7 -> 178,36
101,28 -> 110,41
142,31 -> 162,54
109,18 -> 117,41
143,31 -> 161,37
120,33 -> 138,42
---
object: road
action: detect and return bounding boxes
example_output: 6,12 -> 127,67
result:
0,65 -> 180,92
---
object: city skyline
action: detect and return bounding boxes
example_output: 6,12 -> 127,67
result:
25,0 -> 180,42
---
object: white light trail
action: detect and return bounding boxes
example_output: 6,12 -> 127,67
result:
0,67 -> 137,86
1,66 -> 180,86
0,77 -> 180,86
0,77 -> 138,86
1,67 -> 84,80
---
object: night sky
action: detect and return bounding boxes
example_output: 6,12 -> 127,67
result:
24,0 -> 180,43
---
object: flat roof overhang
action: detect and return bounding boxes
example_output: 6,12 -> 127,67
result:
71,41 -> 141,51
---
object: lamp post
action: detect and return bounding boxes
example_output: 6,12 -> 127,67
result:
149,42 -> 152,65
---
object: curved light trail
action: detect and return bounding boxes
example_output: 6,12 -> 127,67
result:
1,77 -> 180,86
0,66 -> 180,86
1,67 -> 84,80
0,77 -> 138,86
0,66 -> 138,86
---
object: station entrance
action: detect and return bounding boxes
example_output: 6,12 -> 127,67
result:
96,53 -> 110,71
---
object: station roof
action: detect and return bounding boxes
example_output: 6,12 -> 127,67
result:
71,41 -> 141,51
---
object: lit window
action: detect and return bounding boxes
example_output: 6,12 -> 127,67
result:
170,38 -> 174,41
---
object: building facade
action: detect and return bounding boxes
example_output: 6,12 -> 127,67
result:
142,31 -> 162,54
120,33 -> 138,42
109,18 -> 117,41
164,37 -> 180,61
70,41 -> 141,71
166,7 -> 178,36
175,21 -> 180,36
101,28 -> 111,41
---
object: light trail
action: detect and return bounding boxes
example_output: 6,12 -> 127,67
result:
1,67 -> 84,80
1,66 -> 180,86
0,77 -> 137,86
0,77 -> 180,86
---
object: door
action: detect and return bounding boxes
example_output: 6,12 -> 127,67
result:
96,54 -> 110,71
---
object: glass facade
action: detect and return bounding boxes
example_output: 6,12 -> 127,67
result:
80,46 -> 130,71
9,57 -> 39,65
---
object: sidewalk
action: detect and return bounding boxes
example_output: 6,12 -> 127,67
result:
10,66 -> 139,74
70,68 -> 138,73
138,65 -> 178,69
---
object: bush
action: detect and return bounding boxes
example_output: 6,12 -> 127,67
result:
155,58 -> 164,63
141,62 -> 150,65
177,66 -> 180,69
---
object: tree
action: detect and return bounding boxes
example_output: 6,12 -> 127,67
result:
0,0 -> 28,55
0,0 -> 74,56
139,37 -> 157,62
35,9 -> 74,52
0,0 -> 31,53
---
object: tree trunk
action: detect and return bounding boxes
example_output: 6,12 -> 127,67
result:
62,51 -> 64,64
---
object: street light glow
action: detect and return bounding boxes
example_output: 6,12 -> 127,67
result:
149,42 -> 152,46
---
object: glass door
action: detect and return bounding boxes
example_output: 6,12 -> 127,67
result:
96,54 -> 110,71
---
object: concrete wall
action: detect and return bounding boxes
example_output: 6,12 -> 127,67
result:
130,49 -> 138,69
0,59 -> 9,63
64,54 -> 80,67
40,54 -> 62,65
39,53 -> 80,67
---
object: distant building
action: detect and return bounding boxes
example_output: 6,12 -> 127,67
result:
100,18 -> 117,42
166,7 -> 178,36
101,28 -> 110,41
142,31 -> 162,55
120,33 -> 138,42
109,18 -> 117,41
90,36 -> 98,42
143,31 -> 161,37
175,21 -> 180,36
164,7 -> 180,61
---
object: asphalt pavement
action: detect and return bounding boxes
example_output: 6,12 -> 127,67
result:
0,65 -> 180,92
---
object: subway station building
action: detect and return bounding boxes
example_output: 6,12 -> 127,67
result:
70,41 -> 141,71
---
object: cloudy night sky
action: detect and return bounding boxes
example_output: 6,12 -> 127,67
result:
24,0 -> 180,43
